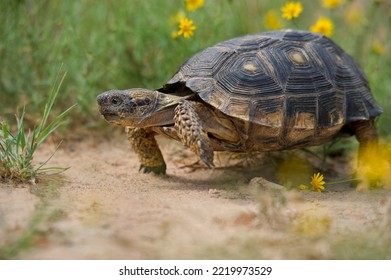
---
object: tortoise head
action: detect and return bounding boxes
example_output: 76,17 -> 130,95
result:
97,89 -> 178,127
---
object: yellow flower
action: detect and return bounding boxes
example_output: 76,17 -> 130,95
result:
169,10 -> 186,25
171,31 -> 180,39
310,17 -> 334,37
322,0 -> 343,9
281,2 -> 303,20
177,18 -> 196,39
356,142 -> 391,188
298,172 -> 326,192
264,10 -> 283,30
345,6 -> 362,25
186,0 -> 205,12
311,172 -> 326,192
372,40 -> 384,55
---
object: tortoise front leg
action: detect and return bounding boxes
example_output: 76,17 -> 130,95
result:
126,127 -> 166,174
174,100 -> 214,168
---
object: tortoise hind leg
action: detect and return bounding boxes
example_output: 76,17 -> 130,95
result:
349,119 -> 378,163
349,119 -> 382,187
126,127 -> 166,175
174,100 -> 214,168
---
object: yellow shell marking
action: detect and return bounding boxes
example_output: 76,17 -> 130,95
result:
243,63 -> 257,72
290,51 -> 306,64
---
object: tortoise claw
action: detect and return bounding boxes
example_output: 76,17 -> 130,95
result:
197,139 -> 214,168
139,164 -> 166,175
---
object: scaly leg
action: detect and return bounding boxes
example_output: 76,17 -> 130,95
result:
350,119 -> 378,164
174,100 -> 214,168
350,119 -> 381,187
126,127 -> 166,174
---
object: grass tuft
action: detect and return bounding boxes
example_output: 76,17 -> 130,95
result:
0,70 -> 76,182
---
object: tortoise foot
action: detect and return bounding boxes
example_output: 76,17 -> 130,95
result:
196,139 -> 215,168
139,164 -> 167,175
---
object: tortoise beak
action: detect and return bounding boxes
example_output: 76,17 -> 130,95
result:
99,108 -> 119,120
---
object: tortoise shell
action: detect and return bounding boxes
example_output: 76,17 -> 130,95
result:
162,30 -> 382,149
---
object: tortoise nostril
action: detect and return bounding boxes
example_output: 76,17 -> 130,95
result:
97,93 -> 108,106
96,95 -> 102,105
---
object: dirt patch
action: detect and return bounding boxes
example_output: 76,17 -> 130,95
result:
1,133 -> 391,259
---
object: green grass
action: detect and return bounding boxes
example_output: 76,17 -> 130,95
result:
0,0 -> 390,135
0,70 -> 76,182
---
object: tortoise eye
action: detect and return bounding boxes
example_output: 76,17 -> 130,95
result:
110,97 -> 122,106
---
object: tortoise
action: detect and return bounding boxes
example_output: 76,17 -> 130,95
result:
97,29 -> 382,175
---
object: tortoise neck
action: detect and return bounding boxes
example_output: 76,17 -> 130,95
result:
137,91 -> 183,127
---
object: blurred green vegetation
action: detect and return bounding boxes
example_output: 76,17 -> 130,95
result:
0,0 -> 390,136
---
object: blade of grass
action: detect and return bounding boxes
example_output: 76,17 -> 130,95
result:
37,68 -> 67,133
16,108 -> 27,151
36,166 -> 70,174
1,121 -> 9,139
35,141 -> 63,173
35,103 -> 77,147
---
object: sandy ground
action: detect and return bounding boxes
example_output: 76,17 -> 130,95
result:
1,131 -> 391,260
